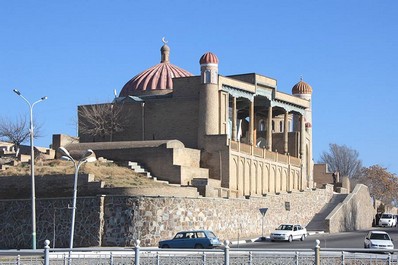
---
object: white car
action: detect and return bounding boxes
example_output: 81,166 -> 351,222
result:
378,213 -> 397,227
270,224 -> 307,242
364,231 -> 394,250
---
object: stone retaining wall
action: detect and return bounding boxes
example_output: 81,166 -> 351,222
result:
0,196 -> 104,249
103,185 -> 334,247
0,185 -> 336,248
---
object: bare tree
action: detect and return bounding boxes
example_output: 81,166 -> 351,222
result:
358,165 -> 398,207
78,103 -> 129,141
319,143 -> 362,179
0,115 -> 42,156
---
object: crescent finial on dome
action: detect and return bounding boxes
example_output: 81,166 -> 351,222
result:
160,38 -> 170,63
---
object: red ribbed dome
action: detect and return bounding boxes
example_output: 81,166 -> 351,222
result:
292,79 -> 313,95
199,52 -> 219,64
119,43 -> 193,97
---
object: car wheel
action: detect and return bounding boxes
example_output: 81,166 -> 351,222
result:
300,234 -> 305,241
194,244 -> 204,249
288,235 -> 293,242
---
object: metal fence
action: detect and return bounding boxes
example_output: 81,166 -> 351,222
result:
1,239 -> 398,265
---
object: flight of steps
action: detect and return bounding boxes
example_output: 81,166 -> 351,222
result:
117,160 -> 170,185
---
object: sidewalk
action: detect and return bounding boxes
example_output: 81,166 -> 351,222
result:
229,230 -> 325,245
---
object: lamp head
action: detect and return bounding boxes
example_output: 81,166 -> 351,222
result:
81,149 -> 96,163
13,89 -> 21,95
82,149 -> 94,159
57,146 -> 71,158
41,96 -> 48,101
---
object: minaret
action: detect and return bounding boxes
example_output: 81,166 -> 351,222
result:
292,78 -> 313,188
198,52 -> 219,149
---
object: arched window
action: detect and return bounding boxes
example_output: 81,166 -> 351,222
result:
205,70 -> 211,83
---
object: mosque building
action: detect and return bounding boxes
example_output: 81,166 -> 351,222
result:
74,40 -> 314,198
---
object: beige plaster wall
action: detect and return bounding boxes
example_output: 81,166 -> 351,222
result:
229,150 -> 302,197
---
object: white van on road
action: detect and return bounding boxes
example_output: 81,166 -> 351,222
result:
378,213 -> 397,227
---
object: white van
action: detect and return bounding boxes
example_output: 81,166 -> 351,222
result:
378,213 -> 397,227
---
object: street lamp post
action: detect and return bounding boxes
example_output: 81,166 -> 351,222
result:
57,147 -> 95,254
13,89 -> 47,250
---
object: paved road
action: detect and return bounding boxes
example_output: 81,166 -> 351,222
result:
231,226 -> 398,249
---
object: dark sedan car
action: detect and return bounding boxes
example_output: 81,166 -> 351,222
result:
158,230 -> 223,249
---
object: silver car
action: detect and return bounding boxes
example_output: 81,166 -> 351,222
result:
270,224 -> 307,242
364,231 -> 394,250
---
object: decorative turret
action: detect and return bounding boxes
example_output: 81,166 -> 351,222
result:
292,78 -> 313,127
292,78 -> 313,96
197,52 -> 220,148
200,52 -> 219,84
292,77 -> 314,188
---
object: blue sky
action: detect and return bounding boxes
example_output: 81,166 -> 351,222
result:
1,1 -> 397,174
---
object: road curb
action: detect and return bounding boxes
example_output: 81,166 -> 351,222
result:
230,231 -> 326,245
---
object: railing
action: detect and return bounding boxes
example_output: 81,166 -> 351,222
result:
1,239 -> 398,265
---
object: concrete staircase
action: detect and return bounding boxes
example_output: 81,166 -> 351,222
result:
306,193 -> 348,232
126,161 -> 153,178
117,160 -> 158,179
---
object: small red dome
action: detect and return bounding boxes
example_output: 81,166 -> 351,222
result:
199,52 -> 219,64
292,79 -> 312,95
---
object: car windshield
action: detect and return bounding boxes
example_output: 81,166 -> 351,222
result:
207,231 -> 218,239
381,214 -> 393,219
370,233 -> 391,240
277,225 -> 293,230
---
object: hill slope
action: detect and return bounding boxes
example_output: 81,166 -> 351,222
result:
0,159 -> 167,188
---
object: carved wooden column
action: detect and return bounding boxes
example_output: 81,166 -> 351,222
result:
249,100 -> 254,145
232,97 -> 237,141
284,110 -> 289,154
300,114 -> 305,158
266,105 -> 272,150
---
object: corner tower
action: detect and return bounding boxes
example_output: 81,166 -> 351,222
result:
198,52 -> 219,149
292,78 -> 314,188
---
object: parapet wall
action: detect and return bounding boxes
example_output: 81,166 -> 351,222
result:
0,185 -> 335,249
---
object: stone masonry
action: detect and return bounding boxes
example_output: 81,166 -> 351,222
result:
0,185 -> 336,248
